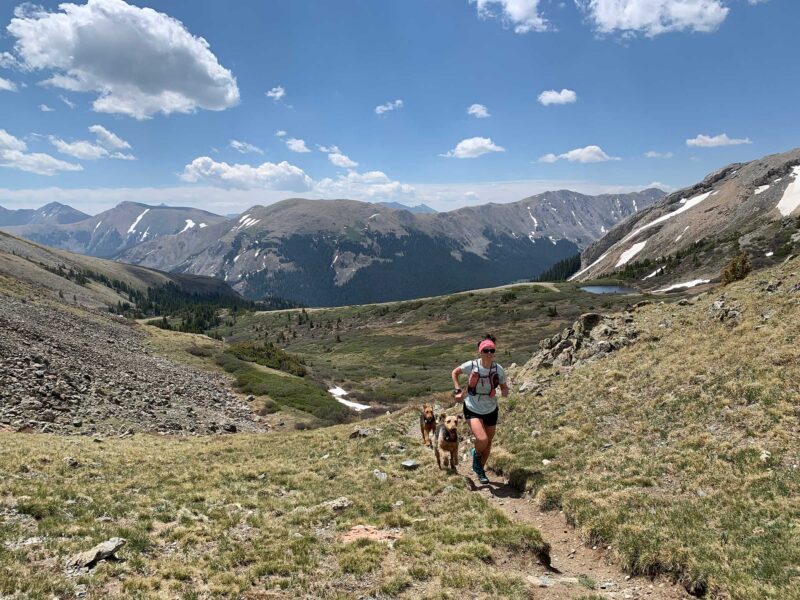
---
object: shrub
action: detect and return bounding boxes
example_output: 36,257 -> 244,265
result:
721,252 -> 751,285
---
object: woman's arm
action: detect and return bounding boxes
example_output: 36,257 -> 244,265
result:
451,367 -> 464,401
499,383 -> 510,397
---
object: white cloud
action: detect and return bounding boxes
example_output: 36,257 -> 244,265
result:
49,136 -> 110,160
285,138 -> 311,153
59,94 -> 76,109
314,170 -> 415,202
39,104 -> 55,112
0,129 -> 82,175
89,124 -> 131,150
686,133 -> 752,147
644,150 -> 673,158
49,125 -> 134,160
328,152 -> 358,168
470,0 -> 549,33
318,145 -> 340,153
7,0 -> 239,119
442,137 -> 505,159
275,130 -> 287,137
229,140 -> 264,155
537,88 -> 577,106
0,52 -> 19,69
180,156 -> 312,191
266,85 -> 285,101
467,103 -> 491,118
0,77 -> 18,92
577,0 -> 729,37
375,99 -> 403,115
539,145 -> 620,163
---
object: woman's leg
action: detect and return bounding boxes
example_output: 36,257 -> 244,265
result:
480,426 -> 496,467
469,418 -> 490,460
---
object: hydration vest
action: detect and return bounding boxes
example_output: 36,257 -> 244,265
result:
467,360 -> 500,397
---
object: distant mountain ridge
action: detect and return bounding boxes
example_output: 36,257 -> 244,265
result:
0,202 -> 89,227
119,189 -> 663,305
0,188 -> 663,306
571,147 -> 800,289
379,201 -> 437,214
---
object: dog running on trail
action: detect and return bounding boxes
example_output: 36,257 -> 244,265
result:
450,334 -> 509,484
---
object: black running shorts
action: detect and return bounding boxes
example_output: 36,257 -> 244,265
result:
463,404 -> 499,427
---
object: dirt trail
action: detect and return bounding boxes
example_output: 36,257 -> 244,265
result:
407,418 -> 690,599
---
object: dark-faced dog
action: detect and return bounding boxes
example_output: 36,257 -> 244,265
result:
420,404 -> 436,447
434,414 -> 462,469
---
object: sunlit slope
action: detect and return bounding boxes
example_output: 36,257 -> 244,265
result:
494,258 -> 800,599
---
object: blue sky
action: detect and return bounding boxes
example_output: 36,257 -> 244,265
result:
0,0 -> 796,214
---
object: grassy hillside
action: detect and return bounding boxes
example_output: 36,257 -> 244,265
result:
491,259 -> 800,599
209,281 -> 651,408
0,411 -> 549,599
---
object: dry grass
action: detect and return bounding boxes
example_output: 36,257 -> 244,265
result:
493,258 -> 800,599
0,409 -> 548,599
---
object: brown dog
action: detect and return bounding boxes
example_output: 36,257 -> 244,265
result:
419,404 -> 436,447
434,414 -> 461,470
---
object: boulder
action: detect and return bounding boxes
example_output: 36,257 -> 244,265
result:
66,537 -> 126,569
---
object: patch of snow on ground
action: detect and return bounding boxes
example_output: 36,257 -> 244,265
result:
600,225 -> 606,233
548,236 -> 557,245
528,233 -> 536,243
93,221 -> 102,233
527,208 -> 538,228
199,223 -> 207,228
254,249 -> 260,257
775,178 -> 782,183
233,253 -> 241,263
776,166 -> 800,216
755,185 -> 770,195
633,199 -> 638,212
643,267 -> 664,280
140,227 -> 150,240
328,386 -> 370,411
676,225 -> 690,242
766,251 -> 774,257
655,279 -> 710,293
615,241 -> 647,267
180,219 -> 196,233
629,191 -> 712,240
368,213 -> 380,220
127,209 -> 149,234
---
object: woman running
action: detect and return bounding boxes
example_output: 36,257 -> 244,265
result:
451,334 -> 509,484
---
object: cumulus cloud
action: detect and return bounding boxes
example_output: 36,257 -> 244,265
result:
49,137 -> 109,160
89,125 -> 131,150
229,140 -> 264,155
539,145 -> 620,163
644,150 -> 673,158
577,0 -> 729,36
266,85 -> 285,101
6,0 -> 239,119
686,133 -> 752,147
39,104 -> 55,112
314,170 -> 415,202
470,0 -> 549,33
467,103 -> 491,118
0,128 -> 82,175
538,88 -> 577,106
285,138 -> 311,153
180,156 -> 312,191
328,152 -> 358,168
441,137 -> 505,159
49,124 -> 134,160
375,99 -> 403,115
0,52 -> 19,69
275,130 -> 287,137
0,77 -> 18,92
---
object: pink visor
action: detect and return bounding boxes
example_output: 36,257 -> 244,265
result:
478,339 -> 496,353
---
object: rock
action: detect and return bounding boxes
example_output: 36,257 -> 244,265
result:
349,428 -> 374,439
66,537 -> 126,569
222,423 -> 237,433
323,497 -> 352,511
373,469 -> 387,482
541,459 -> 552,466
63,456 -> 80,468
401,460 -> 419,470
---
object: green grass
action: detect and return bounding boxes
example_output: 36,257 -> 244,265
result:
491,259 -> 800,600
211,281 -> 654,408
0,409 -> 548,599
215,352 -> 350,425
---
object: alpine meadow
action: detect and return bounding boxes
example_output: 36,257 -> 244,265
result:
1,1 -> 798,599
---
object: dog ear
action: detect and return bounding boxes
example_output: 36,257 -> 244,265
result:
456,414 -> 463,421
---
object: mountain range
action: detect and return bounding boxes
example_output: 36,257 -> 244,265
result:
0,201 -> 89,227
572,147 -> 800,290
0,189 -> 662,305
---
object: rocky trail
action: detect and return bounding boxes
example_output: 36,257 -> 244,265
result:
406,416 -> 690,600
